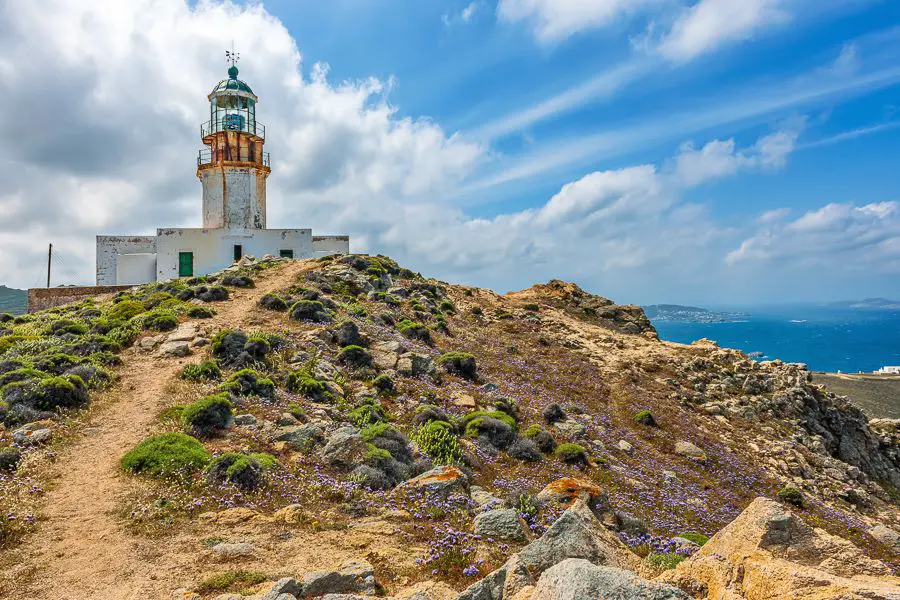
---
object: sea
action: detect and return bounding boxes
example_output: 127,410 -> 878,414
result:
651,305 -> 900,374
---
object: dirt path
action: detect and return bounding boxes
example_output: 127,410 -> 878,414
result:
9,262 -> 307,599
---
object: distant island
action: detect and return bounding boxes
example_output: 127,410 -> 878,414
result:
0,285 -> 26,315
643,304 -> 748,323
829,298 -> 900,309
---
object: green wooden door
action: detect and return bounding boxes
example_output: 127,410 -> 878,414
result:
178,252 -> 194,277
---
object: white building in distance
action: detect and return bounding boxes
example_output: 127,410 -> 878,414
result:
874,366 -> 900,375
96,63 -> 349,285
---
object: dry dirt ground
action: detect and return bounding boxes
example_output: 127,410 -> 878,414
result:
811,373 -> 900,420
2,261 -> 418,600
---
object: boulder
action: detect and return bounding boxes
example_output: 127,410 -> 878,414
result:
673,441 -> 707,461
12,424 -> 52,446
372,341 -> 404,370
660,497 -> 900,599
397,465 -> 469,499
397,353 -> 436,377
335,320 -> 368,348
868,524 -> 900,551
274,423 -> 325,452
301,559 -> 377,597
321,427 -> 367,469
536,478 -> 605,510
166,322 -> 199,343
157,340 -> 191,357
261,577 -> 301,600
474,509 -> 529,542
531,558 -> 689,600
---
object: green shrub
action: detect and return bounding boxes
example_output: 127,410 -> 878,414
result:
412,421 -> 462,465
219,369 -> 276,400
555,443 -> 588,465
181,393 -> 233,436
397,319 -> 431,343
180,361 -> 221,382
777,487 -> 804,507
646,553 -> 686,571
187,306 -> 215,319
106,322 -> 140,348
108,300 -> 145,321
436,351 -> 477,379
523,303 -> 540,312
289,300 -> 329,322
32,353 -> 83,375
677,532 -> 709,546
348,398 -> 386,427
459,410 -> 516,432
196,570 -> 267,594
142,311 -> 178,332
142,292 -> 174,309
634,410 -> 657,426
285,403 -> 306,421
364,444 -> 391,464
205,452 -> 278,490
360,421 -> 394,442
259,293 -> 288,311
372,373 -> 394,394
337,345 -> 372,367
243,336 -> 271,361
439,300 -> 456,313
3,375 -> 89,411
0,368 -> 48,389
48,319 -> 88,336
285,368 -> 331,402
120,432 -> 210,478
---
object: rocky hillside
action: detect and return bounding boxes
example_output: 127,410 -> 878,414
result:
0,255 -> 897,599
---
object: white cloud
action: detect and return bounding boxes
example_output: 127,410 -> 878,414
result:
444,2 -> 480,27
658,0 -> 790,62
496,0 -> 665,43
727,201 -> 900,270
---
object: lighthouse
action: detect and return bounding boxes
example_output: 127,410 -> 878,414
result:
95,55 -> 350,285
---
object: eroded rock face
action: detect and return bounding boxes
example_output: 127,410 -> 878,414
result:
532,558 -> 689,600
535,477 -> 606,510
660,497 -> 900,599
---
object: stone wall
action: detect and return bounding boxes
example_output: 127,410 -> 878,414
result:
96,235 -> 157,285
27,285 -> 134,313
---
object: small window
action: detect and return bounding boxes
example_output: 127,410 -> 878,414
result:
233,244 -> 243,262
279,249 -> 294,259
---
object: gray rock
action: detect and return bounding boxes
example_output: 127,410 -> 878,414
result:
474,509 -> 528,542
261,577 -> 301,600
301,559 -> 377,597
371,341 -> 404,370
533,558 -> 690,599
470,486 -> 502,510
397,353 -> 435,377
321,427 -> 368,469
166,322 -> 199,343
211,542 -> 255,557
868,524 -> 900,550
674,441 -> 707,461
274,423 -> 325,452
233,414 -> 258,426
157,340 -> 191,357
617,440 -> 633,454
554,419 -> 586,438
12,425 -> 51,446
335,320 -> 368,347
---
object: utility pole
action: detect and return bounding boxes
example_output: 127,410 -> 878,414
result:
47,243 -> 52,288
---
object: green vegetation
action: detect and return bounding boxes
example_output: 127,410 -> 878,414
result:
634,410 -> 657,426
397,319 -> 431,343
646,553 -> 686,571
372,373 -> 394,394
777,487 -> 804,507
259,293 -> 288,311
439,300 -> 456,313
206,452 -> 279,490
107,300 -> 145,321
459,410 -> 516,432
181,393 -> 233,436
555,443 -> 588,465
141,310 -> 178,332
180,361 -> 221,382
436,351 -> 477,379
120,432 -> 210,478
523,303 -> 540,312
337,345 -> 372,367
285,367 -> 331,402
348,398 -> 386,427
412,421 -> 463,465
187,306 -> 215,319
677,532 -> 709,546
196,570 -> 267,594
219,369 -> 276,400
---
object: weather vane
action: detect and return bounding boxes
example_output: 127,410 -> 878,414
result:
225,41 -> 240,67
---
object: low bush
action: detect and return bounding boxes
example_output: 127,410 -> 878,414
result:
142,311 -> 178,332
348,398 -> 386,427
439,300 -> 456,313
243,336 -> 270,362
412,404 -> 450,426
337,345 -> 372,368
463,415 -> 516,449
180,361 -> 221,382
289,300 -> 329,323
777,487 -> 804,507
523,303 -> 540,312
436,351 -> 477,380
120,432 -> 210,478
221,274 -> 254,288
258,293 -> 288,311
195,285 -> 229,302
634,410 -> 657,427
677,532 -> 709,546
542,403 -> 566,425
181,393 -> 233,436
285,368 -> 332,402
372,373 -> 394,394
107,300 -> 145,321
555,443 -> 588,465
196,570 -> 267,594
64,364 -> 111,389
48,319 -> 88,336
397,319 -> 431,344
459,410 -> 516,431
412,421 -> 462,465
3,375 -> 89,411
0,447 -> 22,472
32,353 -> 84,375
508,438 -> 542,462
142,292 -> 174,309
0,368 -> 48,389
205,452 -> 278,490
187,306 -> 215,319
219,369 -> 276,400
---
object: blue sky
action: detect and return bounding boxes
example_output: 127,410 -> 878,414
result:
1,0 -> 899,304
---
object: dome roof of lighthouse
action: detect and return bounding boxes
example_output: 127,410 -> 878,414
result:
209,65 -> 257,100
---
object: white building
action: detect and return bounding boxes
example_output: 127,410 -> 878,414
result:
874,366 -> 900,375
96,63 -> 349,285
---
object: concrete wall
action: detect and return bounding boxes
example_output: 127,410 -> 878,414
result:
116,253 -> 157,285
199,165 -> 268,229
96,236 -> 157,285
155,228 -> 314,280
28,285 -> 134,313
312,235 -> 351,256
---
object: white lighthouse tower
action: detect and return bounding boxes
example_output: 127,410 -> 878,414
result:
198,61 -> 270,230
95,54 -> 350,285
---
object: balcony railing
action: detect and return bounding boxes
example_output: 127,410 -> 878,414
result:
198,148 -> 270,168
201,115 -> 266,140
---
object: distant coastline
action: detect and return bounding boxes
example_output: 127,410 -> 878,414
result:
642,304 -> 748,324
